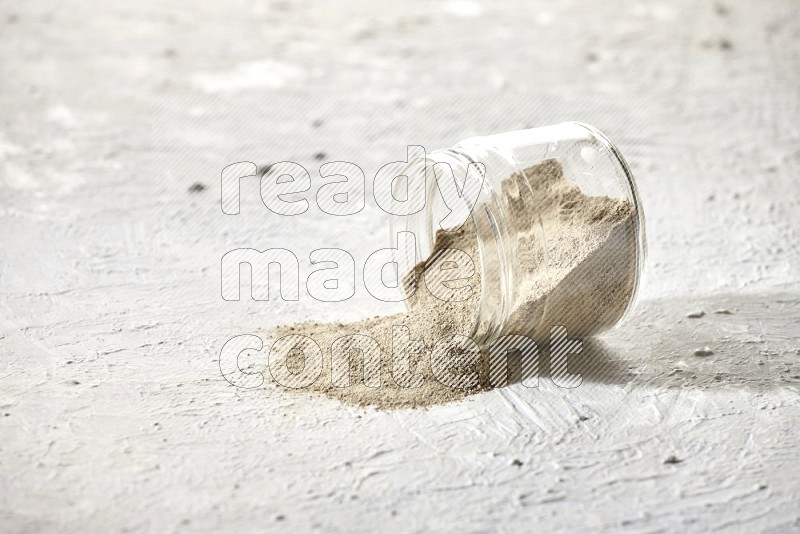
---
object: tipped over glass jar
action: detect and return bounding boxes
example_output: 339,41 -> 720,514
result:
391,122 -> 647,345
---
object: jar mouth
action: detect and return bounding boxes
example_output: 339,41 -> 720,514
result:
567,122 -> 648,328
389,149 -> 513,345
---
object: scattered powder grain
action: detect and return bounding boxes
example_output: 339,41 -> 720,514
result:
267,160 -> 637,408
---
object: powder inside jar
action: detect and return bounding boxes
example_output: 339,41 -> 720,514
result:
268,159 -> 637,408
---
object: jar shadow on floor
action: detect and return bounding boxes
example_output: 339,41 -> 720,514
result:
508,292 -> 800,393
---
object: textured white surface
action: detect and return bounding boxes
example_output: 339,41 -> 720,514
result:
1,0 -> 799,532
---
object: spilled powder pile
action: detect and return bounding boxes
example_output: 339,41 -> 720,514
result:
268,160 -> 636,409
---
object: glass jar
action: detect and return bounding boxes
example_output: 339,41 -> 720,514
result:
391,122 -> 646,345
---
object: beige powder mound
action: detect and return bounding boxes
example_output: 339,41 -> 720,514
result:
267,160 -> 637,409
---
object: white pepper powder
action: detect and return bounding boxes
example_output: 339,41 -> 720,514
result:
269,160 -> 636,408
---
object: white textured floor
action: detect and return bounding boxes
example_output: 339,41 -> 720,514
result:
1,0 -> 799,532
